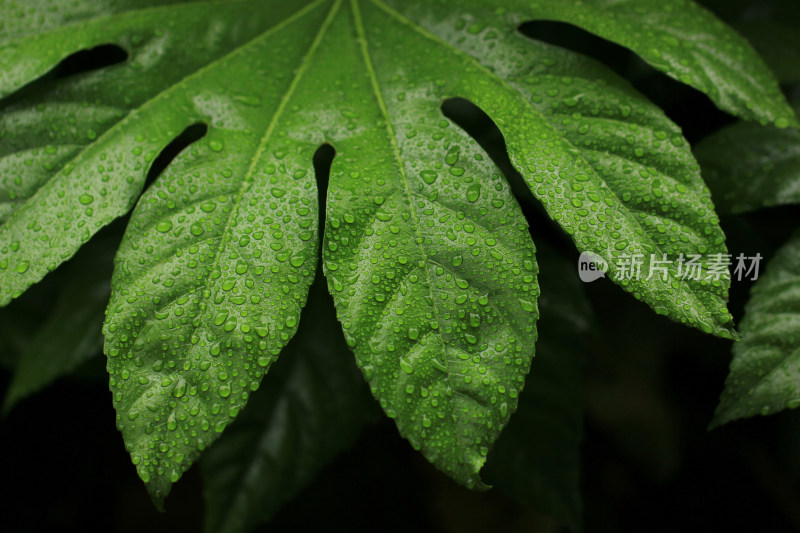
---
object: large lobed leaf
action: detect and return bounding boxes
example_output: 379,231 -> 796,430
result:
0,1 -> 780,329
0,0 -> 793,502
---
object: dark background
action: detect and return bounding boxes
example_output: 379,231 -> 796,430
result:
2,0 -> 800,531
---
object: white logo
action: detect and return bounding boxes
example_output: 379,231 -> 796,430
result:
578,251 -> 608,283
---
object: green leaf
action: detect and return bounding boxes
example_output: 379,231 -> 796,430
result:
1,0 -> 762,498
695,102 -> 800,214
2,229 -> 116,412
0,1 -> 751,325
103,2 -> 332,500
322,0 -> 540,489
713,230 -> 800,428
372,1 -> 735,335
484,243 -> 593,529
200,275 -> 377,533
0,0 -> 774,336
0,0 -> 319,306
512,0 -> 798,127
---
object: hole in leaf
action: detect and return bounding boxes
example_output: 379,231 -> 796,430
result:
53,44 -> 129,79
144,123 -> 208,190
518,21 -> 732,141
314,143 -> 336,223
0,44 -> 129,109
519,20 -> 636,77
441,97 -> 571,249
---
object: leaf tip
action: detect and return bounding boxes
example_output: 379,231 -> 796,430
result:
1,380 -> 26,416
715,324 -> 741,341
1,390 -> 17,416
472,479 -> 492,492
146,484 -> 169,513
708,407 -> 736,431
459,457 -> 492,492
141,471 -> 174,512
700,308 -> 738,340
772,111 -> 800,131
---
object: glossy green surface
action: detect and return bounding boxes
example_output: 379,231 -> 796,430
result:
0,0 -> 316,306
0,0 -> 788,502
376,0 -> 735,337
320,1 -> 540,490
517,0 -> 798,127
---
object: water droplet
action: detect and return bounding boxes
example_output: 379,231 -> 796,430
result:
400,358 -> 414,374
421,170 -> 438,184
466,184 -> 481,203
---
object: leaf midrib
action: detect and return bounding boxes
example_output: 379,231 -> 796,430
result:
185,0 -> 340,344
351,0 -> 480,472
